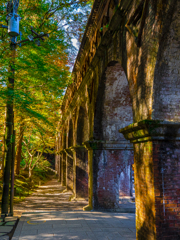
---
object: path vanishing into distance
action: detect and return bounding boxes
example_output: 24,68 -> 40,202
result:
14,179 -> 88,216
12,179 -> 136,240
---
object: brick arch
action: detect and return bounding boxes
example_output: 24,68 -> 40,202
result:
60,127 -> 67,186
76,104 -> 89,145
68,119 -> 73,148
94,61 -> 133,141
92,60 -> 134,210
66,119 -> 74,190
74,103 -> 89,199
62,127 -> 67,149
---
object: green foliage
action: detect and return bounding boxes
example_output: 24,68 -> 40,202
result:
13,168 -> 53,203
34,158 -> 51,180
0,0 -> 92,177
0,0 -> 92,121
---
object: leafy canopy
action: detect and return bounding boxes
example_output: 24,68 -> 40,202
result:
0,0 -> 92,159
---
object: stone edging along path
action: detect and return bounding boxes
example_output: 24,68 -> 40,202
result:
0,217 -> 19,240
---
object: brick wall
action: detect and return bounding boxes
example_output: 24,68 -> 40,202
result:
93,149 -> 134,210
152,0 -> 180,122
153,140 -> 180,240
133,140 -> 180,240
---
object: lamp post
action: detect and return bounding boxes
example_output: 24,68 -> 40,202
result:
0,0 -> 49,218
1,1 -> 19,217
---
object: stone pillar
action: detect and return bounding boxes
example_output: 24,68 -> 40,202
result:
56,154 -> 61,181
60,150 -> 66,186
65,149 -> 74,191
119,120 -> 180,240
71,148 -> 76,196
84,140 -> 134,212
83,144 -> 93,211
55,154 -> 59,176
72,146 -> 88,199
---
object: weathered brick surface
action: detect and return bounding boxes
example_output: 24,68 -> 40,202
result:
133,140 -> 180,240
153,0 -> 180,122
93,149 -> 134,210
94,61 -> 133,141
120,121 -> 180,239
153,141 -> 180,240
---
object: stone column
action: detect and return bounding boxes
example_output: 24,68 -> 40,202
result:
119,120 -> 180,240
70,147 -> 76,196
71,146 -> 88,200
57,154 -> 61,181
83,140 -> 134,211
83,143 -> 93,211
65,149 -> 74,191
60,150 -> 66,186
55,154 -> 59,177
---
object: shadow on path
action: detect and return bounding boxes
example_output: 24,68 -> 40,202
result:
14,179 -> 88,216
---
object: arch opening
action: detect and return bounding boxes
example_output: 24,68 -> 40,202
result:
93,61 -> 134,210
61,129 -> 67,186
68,119 -> 73,148
67,120 -> 74,190
75,106 -> 89,199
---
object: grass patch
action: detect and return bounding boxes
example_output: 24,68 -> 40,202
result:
0,168 -> 55,205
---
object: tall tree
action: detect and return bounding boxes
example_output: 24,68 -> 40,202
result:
15,120 -> 24,175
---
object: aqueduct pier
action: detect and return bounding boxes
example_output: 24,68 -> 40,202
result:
55,0 -> 180,239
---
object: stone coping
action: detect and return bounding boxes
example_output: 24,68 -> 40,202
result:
58,140 -> 133,152
119,120 -> 180,142
83,140 -> 133,150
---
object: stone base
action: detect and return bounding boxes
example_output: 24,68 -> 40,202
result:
120,120 -> 180,240
83,205 -> 93,211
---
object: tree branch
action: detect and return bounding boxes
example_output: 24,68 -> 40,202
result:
32,145 -> 45,170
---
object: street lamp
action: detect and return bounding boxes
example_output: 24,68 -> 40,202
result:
7,12 -> 21,37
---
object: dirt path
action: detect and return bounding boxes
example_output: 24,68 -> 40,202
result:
14,179 -> 88,216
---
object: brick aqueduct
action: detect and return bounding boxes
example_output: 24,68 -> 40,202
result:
55,0 -> 180,239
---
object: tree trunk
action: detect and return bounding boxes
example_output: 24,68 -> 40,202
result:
1,104 -> 14,215
1,40 -> 16,216
10,129 -> 16,216
15,122 -> 24,175
28,155 -> 33,180
1,107 -> 7,173
29,168 -> 32,179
